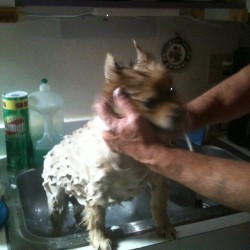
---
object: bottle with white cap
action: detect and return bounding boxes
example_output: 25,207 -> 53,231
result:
29,78 -> 64,167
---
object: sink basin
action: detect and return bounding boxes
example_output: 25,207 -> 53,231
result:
196,145 -> 243,160
5,145 -> 241,249
15,168 -> 153,237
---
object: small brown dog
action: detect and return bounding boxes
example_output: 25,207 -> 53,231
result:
42,41 -> 184,250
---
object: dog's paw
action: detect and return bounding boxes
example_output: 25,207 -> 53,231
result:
91,237 -> 112,250
156,225 -> 177,240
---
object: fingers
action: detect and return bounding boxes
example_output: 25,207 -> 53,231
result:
103,130 -> 122,153
103,130 -> 116,144
113,88 -> 138,117
94,88 -> 138,127
94,95 -> 117,128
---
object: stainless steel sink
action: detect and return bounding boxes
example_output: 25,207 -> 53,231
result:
4,145 -> 242,249
196,145 -> 243,160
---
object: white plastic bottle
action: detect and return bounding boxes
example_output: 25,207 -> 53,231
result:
29,78 -> 64,167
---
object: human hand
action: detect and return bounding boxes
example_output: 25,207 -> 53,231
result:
94,88 -> 164,162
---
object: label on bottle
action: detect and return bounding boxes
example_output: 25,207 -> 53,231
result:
2,91 -> 32,171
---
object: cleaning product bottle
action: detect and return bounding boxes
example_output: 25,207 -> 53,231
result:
29,78 -> 64,168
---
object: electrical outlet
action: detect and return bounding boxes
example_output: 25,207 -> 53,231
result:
208,54 -> 233,84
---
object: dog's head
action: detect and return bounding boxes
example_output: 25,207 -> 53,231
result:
103,40 -> 185,133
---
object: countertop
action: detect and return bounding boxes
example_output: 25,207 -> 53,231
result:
71,213 -> 250,249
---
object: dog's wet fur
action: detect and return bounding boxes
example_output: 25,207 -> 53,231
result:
42,41 -> 185,250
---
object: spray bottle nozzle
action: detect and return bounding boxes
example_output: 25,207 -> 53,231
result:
40,78 -> 50,91
41,78 -> 48,84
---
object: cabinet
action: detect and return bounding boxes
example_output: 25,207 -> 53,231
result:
3,1 -> 248,23
16,1 -> 246,9
0,7 -> 18,22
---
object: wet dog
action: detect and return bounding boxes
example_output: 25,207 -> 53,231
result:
42,41 -> 184,250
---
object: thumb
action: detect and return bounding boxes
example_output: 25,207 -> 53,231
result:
113,88 -> 138,116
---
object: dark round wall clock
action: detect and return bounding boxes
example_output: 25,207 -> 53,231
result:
161,36 -> 192,71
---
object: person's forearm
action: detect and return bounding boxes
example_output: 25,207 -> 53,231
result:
186,64 -> 250,131
142,144 -> 250,212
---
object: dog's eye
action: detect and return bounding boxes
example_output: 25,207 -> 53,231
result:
143,98 -> 157,109
169,86 -> 176,95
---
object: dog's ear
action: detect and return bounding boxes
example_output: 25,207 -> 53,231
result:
133,40 -> 154,65
104,53 -> 120,81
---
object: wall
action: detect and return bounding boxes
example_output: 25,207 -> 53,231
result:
0,13 -> 249,126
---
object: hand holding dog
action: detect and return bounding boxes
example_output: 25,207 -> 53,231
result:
95,65 -> 250,213
95,87 -> 166,163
